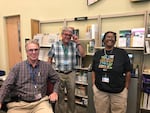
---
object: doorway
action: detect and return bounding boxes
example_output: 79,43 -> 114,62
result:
5,15 -> 22,70
31,19 -> 40,38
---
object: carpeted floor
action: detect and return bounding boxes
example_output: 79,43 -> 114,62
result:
0,110 -> 6,113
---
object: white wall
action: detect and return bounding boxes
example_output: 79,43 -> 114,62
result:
0,0 -> 150,73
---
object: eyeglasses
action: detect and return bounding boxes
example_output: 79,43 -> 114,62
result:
27,49 -> 39,53
63,33 -> 72,37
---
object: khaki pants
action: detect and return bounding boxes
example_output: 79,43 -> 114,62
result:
7,96 -> 53,113
93,85 -> 128,113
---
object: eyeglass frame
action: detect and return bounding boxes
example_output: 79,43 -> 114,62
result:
27,48 -> 39,53
62,33 -> 72,37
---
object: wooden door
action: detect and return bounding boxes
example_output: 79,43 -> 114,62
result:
5,15 -> 22,69
31,19 -> 40,38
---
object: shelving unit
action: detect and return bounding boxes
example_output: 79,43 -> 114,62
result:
140,11 -> 150,113
144,11 -> 150,54
31,11 -> 150,113
140,72 -> 150,113
74,66 -> 95,113
34,16 -> 101,68
33,32 -> 59,62
98,11 -> 146,47
97,11 -> 147,113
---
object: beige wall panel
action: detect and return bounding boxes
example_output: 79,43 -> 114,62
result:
0,0 -> 150,72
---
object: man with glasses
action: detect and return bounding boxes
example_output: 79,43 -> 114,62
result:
0,39 -> 60,113
48,27 -> 85,113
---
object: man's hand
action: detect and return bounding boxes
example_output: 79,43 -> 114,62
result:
49,92 -> 58,103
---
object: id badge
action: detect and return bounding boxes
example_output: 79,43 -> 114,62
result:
64,60 -> 68,65
102,75 -> 109,83
34,93 -> 42,100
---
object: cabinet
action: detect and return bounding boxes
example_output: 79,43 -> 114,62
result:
74,66 -> 95,113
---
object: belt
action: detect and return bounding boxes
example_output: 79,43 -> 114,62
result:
57,70 -> 72,74
10,96 -> 41,103
21,98 -> 41,103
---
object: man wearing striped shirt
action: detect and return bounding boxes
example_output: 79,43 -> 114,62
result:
48,27 -> 85,113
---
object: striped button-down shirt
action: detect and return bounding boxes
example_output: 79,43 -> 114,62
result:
48,41 -> 80,71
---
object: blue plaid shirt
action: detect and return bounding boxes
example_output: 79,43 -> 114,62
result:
48,41 -> 80,71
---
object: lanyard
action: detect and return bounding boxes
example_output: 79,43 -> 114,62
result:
26,62 -> 39,88
62,44 -> 68,57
